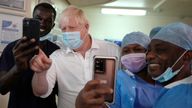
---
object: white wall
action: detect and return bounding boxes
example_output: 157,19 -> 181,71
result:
82,7 -> 192,40
52,0 -> 68,34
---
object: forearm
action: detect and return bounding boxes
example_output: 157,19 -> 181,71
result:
0,65 -> 22,95
32,71 -> 48,96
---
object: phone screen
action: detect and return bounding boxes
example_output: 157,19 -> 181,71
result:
23,18 -> 40,42
93,56 -> 116,103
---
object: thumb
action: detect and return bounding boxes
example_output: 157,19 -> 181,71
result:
38,49 -> 47,58
38,48 -> 46,56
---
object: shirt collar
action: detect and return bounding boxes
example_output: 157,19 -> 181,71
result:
165,75 -> 192,88
66,47 -> 73,53
91,38 -> 99,49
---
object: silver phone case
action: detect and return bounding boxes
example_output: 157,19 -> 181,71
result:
93,55 -> 118,104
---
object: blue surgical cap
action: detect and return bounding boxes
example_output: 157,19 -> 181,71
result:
121,32 -> 150,49
152,22 -> 192,50
149,26 -> 162,39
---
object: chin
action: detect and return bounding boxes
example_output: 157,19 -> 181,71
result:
39,32 -> 48,37
148,69 -> 159,78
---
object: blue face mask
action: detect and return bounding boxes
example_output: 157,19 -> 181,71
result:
61,31 -> 83,49
152,50 -> 187,83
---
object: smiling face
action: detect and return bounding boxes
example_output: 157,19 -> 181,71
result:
146,39 -> 186,78
33,6 -> 55,37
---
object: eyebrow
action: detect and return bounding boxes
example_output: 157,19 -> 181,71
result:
153,41 -> 167,47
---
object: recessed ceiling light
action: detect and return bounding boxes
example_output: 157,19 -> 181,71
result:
101,8 -> 147,16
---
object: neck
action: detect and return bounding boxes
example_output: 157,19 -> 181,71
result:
136,68 -> 155,85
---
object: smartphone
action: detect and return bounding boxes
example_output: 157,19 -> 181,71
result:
93,56 -> 117,104
23,18 -> 40,42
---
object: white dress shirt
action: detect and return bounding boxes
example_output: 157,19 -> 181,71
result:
41,39 -> 120,108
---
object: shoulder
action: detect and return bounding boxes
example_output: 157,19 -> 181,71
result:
45,40 -> 60,49
116,69 -> 136,85
1,40 -> 18,56
49,49 -> 64,59
95,39 -> 119,49
0,40 -> 18,69
93,39 -> 120,58
117,70 -> 132,80
3,40 -> 18,51
154,84 -> 192,108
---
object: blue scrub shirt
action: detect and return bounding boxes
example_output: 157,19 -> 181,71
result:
109,69 -> 163,108
153,84 -> 192,108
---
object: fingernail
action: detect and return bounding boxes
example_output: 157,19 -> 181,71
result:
35,46 -> 39,49
23,36 -> 27,39
31,38 -> 35,42
100,80 -> 107,84
110,89 -> 113,93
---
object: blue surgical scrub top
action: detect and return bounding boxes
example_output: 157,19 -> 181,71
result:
109,69 -> 162,108
153,84 -> 192,108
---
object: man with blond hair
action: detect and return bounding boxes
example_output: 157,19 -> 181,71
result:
30,5 -> 119,108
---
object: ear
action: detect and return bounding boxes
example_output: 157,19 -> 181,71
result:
183,51 -> 192,60
85,23 -> 89,30
52,23 -> 55,29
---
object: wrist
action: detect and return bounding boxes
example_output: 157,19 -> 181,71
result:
34,71 -> 47,76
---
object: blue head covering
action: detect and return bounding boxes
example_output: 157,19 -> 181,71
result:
121,32 -> 150,49
152,22 -> 192,50
149,26 -> 162,39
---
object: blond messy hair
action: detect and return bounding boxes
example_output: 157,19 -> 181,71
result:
59,5 -> 89,28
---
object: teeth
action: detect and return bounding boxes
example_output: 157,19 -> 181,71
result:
40,29 -> 45,32
149,64 -> 159,67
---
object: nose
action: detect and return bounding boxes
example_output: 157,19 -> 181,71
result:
39,19 -> 45,26
130,49 -> 136,53
65,28 -> 71,32
146,50 -> 156,61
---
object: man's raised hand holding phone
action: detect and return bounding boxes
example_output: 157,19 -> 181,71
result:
75,80 -> 113,108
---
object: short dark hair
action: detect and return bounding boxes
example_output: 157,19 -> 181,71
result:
33,3 -> 56,20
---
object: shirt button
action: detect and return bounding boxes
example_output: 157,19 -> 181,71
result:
131,76 -> 135,79
132,86 -> 135,89
130,98 -> 133,101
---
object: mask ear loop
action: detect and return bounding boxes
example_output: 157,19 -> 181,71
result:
79,26 -> 89,42
171,50 -> 188,69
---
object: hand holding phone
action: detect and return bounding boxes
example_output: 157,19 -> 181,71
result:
23,18 -> 40,42
23,18 -> 40,54
93,56 -> 117,104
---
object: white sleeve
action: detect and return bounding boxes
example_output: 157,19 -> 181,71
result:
40,59 -> 57,98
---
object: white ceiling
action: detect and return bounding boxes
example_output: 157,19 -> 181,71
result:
65,0 -> 116,6
65,0 -> 192,17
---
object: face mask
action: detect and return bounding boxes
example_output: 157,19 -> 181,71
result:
152,50 -> 187,83
61,31 -> 83,49
121,53 -> 147,73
